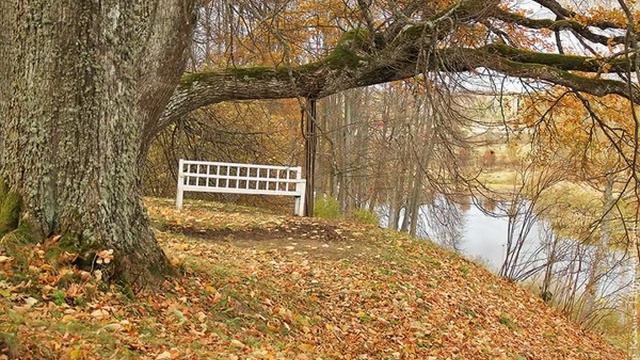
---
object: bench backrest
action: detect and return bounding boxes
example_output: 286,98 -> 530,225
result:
176,160 -> 306,216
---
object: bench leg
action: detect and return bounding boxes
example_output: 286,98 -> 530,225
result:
294,196 -> 301,216
176,159 -> 185,210
176,180 -> 184,210
295,181 -> 306,216
298,195 -> 306,216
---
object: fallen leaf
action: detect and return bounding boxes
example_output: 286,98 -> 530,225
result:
156,351 -> 172,360
25,297 -> 38,307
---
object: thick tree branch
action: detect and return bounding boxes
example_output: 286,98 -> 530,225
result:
531,0 -> 625,29
456,49 -> 640,101
157,43 -> 637,134
492,8 -> 625,46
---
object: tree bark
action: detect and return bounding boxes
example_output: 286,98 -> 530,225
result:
0,0 -> 195,285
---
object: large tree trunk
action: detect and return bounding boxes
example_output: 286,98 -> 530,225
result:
0,1 -> 195,285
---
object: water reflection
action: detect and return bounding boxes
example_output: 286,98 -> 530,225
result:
379,196 -> 632,303
454,204 -> 533,270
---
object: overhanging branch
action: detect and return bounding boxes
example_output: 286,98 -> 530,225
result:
154,1 -> 639,143
158,45 -> 637,134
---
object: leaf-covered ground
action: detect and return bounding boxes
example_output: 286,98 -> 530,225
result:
0,198 -> 627,359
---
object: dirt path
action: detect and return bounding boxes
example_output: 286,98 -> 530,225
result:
157,218 -> 377,260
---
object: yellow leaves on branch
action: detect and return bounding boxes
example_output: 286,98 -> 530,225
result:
580,7 -> 626,28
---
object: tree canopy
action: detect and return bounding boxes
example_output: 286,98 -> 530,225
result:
153,0 -> 640,148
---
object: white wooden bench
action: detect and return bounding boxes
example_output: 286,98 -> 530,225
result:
176,160 -> 306,216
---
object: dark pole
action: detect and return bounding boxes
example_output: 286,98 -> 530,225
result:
303,98 -> 317,216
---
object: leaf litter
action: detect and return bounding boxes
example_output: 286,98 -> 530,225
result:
0,198 -> 626,359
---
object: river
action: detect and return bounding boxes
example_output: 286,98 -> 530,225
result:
380,200 -> 632,300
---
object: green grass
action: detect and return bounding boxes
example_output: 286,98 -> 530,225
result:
314,195 -> 342,219
499,313 -> 517,330
351,208 -> 379,225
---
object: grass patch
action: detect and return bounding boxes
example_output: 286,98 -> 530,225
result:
499,313 -> 517,330
350,208 -> 379,225
0,332 -> 20,358
314,195 -> 342,219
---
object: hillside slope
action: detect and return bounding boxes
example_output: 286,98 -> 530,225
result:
0,198 -> 626,359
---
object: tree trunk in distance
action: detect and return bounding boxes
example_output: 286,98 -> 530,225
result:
582,174 -> 614,323
303,98 -> 317,216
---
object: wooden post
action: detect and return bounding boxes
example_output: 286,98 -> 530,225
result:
303,98 -> 317,216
